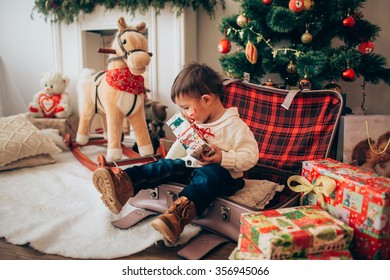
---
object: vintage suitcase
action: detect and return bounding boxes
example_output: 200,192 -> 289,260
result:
112,79 -> 343,258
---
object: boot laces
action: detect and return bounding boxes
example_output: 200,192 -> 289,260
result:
116,170 -> 130,185
168,199 -> 193,221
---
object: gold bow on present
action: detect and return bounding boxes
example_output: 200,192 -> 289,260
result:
287,175 -> 336,209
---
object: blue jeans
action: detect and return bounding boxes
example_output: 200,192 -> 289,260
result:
124,159 -> 244,215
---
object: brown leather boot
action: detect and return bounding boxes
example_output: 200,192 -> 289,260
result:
151,196 -> 196,243
92,167 -> 134,214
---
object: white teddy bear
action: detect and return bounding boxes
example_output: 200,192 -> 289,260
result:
29,71 -> 72,118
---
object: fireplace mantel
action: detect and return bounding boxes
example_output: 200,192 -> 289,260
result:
52,6 -> 197,119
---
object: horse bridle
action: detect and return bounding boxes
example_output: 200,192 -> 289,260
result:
108,29 -> 152,62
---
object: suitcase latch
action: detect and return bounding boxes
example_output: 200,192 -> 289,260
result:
167,191 -> 179,207
149,188 -> 159,200
220,205 -> 230,221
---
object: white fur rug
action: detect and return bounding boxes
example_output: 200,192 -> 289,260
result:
0,146 -> 200,259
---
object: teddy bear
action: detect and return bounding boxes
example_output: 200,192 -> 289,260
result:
29,71 -> 72,118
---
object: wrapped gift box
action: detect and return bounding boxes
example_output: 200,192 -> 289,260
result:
239,205 -> 353,260
166,111 -> 214,160
30,113 -> 78,138
230,234 -> 353,260
301,158 -> 390,260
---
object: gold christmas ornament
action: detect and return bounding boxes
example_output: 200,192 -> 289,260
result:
301,31 -> 313,44
236,14 -> 248,27
324,82 -> 342,94
245,40 -> 258,64
287,61 -> 297,73
304,0 -> 315,11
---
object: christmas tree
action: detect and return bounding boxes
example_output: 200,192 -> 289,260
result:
218,0 -> 390,90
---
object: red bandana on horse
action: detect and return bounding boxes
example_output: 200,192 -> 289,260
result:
105,67 -> 145,95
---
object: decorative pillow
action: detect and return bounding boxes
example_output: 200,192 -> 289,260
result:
0,154 -> 55,171
0,114 -> 62,167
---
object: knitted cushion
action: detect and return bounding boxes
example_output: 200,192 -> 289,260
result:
0,114 -> 61,167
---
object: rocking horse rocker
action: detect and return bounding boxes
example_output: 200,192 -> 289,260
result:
67,17 -> 160,171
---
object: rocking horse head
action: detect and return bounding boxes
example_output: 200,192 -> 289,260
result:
109,17 -> 152,75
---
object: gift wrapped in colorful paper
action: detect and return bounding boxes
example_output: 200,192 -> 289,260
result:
239,205 -> 353,260
166,111 -> 215,160
292,158 -> 390,260
230,233 -> 353,260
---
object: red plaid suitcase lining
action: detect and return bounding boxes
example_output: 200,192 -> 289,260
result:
221,81 -> 342,173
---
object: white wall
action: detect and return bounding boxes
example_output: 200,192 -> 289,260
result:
0,0 -> 389,115
0,0 -> 55,106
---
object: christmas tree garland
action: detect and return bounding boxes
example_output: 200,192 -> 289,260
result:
32,0 -> 225,24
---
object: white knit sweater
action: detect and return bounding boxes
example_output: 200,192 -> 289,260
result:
166,107 -> 259,179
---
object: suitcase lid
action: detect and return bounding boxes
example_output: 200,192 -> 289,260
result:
221,79 -> 343,173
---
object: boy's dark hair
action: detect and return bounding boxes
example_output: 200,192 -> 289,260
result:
171,62 -> 224,102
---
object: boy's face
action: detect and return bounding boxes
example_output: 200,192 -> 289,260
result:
174,94 -> 211,124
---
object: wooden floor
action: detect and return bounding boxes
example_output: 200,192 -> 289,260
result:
0,232 -> 236,260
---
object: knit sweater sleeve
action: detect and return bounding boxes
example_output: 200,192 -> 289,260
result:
220,121 -> 259,174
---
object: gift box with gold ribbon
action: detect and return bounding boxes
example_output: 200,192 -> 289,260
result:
239,205 -> 353,260
288,158 -> 390,260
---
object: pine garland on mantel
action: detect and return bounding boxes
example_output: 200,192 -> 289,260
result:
32,0 -> 225,24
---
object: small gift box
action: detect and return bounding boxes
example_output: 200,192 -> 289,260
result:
230,233 -> 353,260
166,111 -> 214,160
30,113 -> 78,138
239,205 -> 353,260
294,158 -> 390,260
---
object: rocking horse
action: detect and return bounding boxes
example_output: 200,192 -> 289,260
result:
71,17 -> 158,170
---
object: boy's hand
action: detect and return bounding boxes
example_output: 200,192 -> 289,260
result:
196,145 -> 222,165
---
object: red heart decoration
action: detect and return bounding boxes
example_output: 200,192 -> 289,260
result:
39,93 -> 59,116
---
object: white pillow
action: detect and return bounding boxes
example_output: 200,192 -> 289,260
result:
0,114 -> 61,167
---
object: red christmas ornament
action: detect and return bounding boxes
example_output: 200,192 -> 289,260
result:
359,41 -> 375,54
262,0 -> 273,5
299,77 -> 312,90
265,79 -> 275,87
289,0 -> 304,13
343,16 -> 355,27
341,68 -> 356,82
218,38 -> 231,54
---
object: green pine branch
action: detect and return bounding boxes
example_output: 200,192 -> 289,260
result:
31,0 -> 225,24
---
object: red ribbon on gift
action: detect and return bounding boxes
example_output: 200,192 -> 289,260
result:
188,110 -> 215,139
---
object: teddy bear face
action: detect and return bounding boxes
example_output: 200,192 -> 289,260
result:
40,72 -> 69,95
